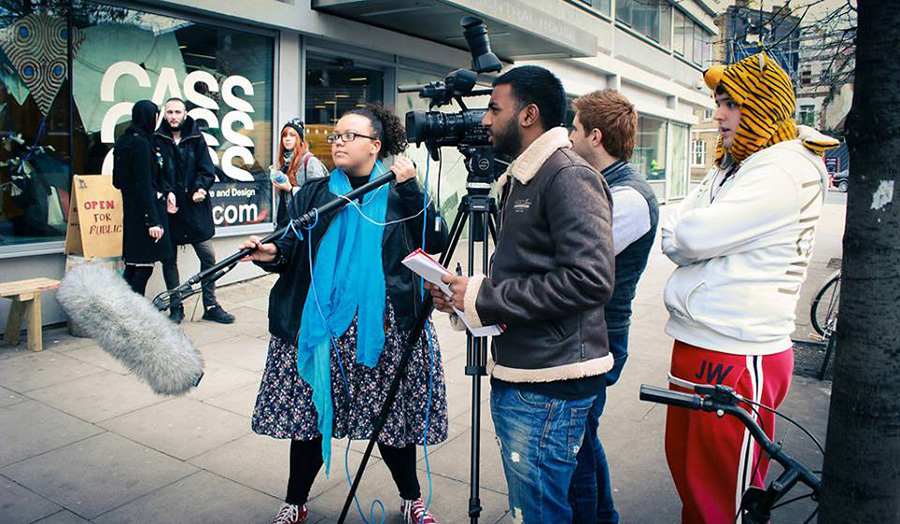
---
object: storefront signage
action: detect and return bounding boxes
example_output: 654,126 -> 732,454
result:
98,61 -> 257,183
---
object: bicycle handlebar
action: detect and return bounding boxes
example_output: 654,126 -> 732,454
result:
640,384 -> 821,494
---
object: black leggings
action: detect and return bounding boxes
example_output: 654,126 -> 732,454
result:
123,265 -> 154,296
286,438 -> 420,505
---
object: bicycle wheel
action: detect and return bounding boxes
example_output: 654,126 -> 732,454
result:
810,270 -> 841,337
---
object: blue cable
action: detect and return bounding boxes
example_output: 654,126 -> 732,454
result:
296,161 -> 437,524
419,155 -> 440,524
301,198 -> 385,524
417,156 -> 436,524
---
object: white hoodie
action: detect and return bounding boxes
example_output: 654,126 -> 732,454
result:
662,126 -> 833,355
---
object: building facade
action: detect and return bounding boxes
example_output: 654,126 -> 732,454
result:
796,22 -> 854,136
0,0 -> 718,330
717,0 -> 800,81
690,106 -> 718,182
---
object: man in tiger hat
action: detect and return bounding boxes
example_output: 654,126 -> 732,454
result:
660,52 -> 838,523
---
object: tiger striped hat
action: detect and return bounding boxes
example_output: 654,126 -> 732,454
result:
704,52 -> 831,166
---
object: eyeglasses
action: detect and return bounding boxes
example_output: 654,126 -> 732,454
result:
326,131 -> 377,144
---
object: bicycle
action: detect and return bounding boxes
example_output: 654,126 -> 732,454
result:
809,269 -> 841,379
810,269 -> 841,339
640,384 -> 821,524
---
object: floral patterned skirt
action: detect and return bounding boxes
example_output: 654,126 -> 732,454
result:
252,302 -> 448,447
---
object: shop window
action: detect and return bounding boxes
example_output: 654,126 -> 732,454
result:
70,3 -> 275,230
0,3 -> 74,247
304,55 -> 384,172
634,115 -> 667,181
0,1 -> 277,248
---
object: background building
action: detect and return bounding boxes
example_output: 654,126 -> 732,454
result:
1,0 -> 718,330
690,106 -> 718,182
796,4 -> 855,138
717,0 -> 801,82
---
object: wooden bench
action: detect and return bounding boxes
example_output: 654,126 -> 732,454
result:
1,278 -> 60,352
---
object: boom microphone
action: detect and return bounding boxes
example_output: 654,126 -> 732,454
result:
57,264 -> 204,396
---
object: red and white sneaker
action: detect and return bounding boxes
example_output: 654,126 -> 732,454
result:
271,502 -> 308,524
400,498 -> 438,524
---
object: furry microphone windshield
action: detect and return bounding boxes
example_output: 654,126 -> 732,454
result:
57,264 -> 204,396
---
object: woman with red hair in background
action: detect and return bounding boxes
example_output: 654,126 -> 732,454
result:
272,118 -> 329,223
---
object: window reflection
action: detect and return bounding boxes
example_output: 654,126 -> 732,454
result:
304,56 -> 384,172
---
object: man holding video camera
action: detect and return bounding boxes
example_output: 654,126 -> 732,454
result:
428,65 -> 616,523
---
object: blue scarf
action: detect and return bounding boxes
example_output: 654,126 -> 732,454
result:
296,162 -> 389,473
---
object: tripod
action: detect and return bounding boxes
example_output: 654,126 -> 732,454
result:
338,146 -> 501,524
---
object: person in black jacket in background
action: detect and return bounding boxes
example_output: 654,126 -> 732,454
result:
155,97 -> 234,324
113,99 -> 174,295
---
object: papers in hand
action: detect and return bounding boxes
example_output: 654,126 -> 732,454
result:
402,249 -> 503,337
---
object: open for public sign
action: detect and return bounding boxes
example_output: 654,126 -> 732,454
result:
64,174 -> 123,260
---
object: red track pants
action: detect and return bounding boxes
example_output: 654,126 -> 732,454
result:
665,340 -> 793,524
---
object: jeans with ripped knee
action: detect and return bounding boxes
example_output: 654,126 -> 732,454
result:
491,379 -> 595,524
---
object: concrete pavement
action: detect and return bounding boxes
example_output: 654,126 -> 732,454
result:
0,191 -> 846,523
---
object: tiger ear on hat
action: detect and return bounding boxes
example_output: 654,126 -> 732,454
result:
704,65 -> 726,91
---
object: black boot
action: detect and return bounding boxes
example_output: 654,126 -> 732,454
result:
169,305 -> 185,324
202,304 -> 235,324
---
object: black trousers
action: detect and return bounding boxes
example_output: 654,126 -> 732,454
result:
286,438 -> 421,505
123,264 -> 154,296
161,239 -> 217,308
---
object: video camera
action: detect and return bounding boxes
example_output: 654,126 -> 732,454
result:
398,17 -> 504,183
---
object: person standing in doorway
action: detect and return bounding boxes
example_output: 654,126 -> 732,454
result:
156,97 -> 234,324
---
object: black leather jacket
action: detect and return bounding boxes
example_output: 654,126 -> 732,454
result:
257,175 -> 448,342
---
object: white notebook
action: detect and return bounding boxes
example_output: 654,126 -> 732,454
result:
402,249 -> 503,337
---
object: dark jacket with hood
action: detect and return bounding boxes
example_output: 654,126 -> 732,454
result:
255,175 -> 448,343
113,100 -> 174,264
154,116 -> 217,245
462,128 -> 616,388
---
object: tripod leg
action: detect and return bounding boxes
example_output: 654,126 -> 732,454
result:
338,197 -> 473,524
338,193 -> 497,524
488,205 -> 499,245
466,245 -> 483,524
466,206 -> 494,523
441,199 -> 468,268
338,297 -> 434,523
